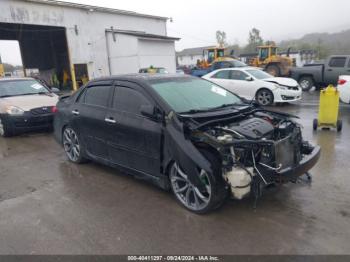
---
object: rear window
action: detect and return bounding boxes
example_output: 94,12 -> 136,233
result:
329,57 -> 346,67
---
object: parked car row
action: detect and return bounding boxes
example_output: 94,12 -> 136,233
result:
0,74 -> 320,213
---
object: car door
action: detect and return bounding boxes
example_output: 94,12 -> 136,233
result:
228,70 -> 255,99
70,82 -> 112,160
209,70 -> 235,91
326,56 -> 348,85
105,81 -> 163,177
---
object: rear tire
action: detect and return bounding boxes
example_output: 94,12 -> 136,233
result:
256,89 -> 274,106
313,119 -> 318,131
266,64 -> 280,77
337,120 -> 343,132
0,117 -> 14,137
299,76 -> 314,91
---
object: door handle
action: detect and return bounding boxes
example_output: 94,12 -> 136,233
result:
105,117 -> 116,124
72,110 -> 80,115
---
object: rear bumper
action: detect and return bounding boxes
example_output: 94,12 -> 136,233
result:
275,145 -> 321,182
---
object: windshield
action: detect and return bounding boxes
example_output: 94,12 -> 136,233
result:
150,77 -> 242,113
0,80 -> 49,98
246,69 -> 273,80
232,60 -> 247,67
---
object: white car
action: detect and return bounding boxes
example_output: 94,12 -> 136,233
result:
337,75 -> 350,104
202,67 -> 302,106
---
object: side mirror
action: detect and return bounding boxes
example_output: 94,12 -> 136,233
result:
245,76 -> 254,81
140,104 -> 155,118
51,87 -> 60,94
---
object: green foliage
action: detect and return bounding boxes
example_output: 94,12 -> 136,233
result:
2,63 -> 23,73
3,63 -> 14,72
245,28 -> 264,53
229,28 -> 348,59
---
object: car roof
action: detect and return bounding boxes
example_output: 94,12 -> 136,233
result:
217,66 -> 256,71
89,73 -> 194,85
0,77 -> 35,82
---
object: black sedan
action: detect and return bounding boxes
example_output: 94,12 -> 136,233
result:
54,74 -> 320,213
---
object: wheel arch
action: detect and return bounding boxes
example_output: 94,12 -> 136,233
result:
298,74 -> 315,82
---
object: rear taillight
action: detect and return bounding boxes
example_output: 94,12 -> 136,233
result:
338,79 -> 347,85
52,106 -> 58,113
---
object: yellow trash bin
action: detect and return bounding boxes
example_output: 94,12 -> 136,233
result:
313,85 -> 342,132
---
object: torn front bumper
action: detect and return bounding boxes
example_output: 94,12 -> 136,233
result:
275,145 -> 321,182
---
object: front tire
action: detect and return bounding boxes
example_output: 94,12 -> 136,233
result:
169,150 -> 227,214
62,127 -> 87,163
299,76 -> 314,91
256,89 -> 274,106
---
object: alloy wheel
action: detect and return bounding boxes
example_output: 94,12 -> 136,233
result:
300,80 -> 310,90
257,90 -> 273,106
63,128 -> 81,162
170,163 -> 212,211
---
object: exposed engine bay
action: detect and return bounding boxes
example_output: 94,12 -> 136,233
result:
182,108 -> 320,201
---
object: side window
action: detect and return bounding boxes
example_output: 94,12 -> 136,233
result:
230,70 -> 248,81
84,85 -> 111,107
113,86 -> 152,115
212,70 -> 231,79
329,57 -> 346,68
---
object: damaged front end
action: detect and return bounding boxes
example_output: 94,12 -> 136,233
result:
178,108 -> 321,201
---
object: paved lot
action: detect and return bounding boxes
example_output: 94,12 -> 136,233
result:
0,91 -> 350,255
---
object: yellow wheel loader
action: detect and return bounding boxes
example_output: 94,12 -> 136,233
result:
250,45 -> 293,77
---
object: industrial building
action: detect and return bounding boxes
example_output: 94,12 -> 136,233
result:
0,0 -> 179,90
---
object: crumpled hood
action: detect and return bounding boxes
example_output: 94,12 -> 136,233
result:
263,77 -> 299,87
0,94 -> 58,112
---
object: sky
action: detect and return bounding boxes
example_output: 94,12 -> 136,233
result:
1,0 -> 350,65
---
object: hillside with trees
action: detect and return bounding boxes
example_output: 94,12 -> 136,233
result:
218,28 -> 350,59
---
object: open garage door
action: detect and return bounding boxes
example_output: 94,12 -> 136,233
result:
0,22 -> 73,90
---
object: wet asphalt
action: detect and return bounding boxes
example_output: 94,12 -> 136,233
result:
0,90 -> 349,255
